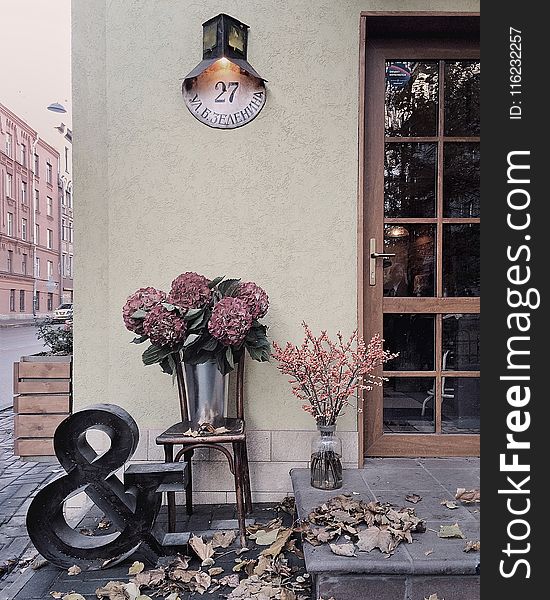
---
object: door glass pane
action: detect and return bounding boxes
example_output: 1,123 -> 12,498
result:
441,378 -> 480,433
443,224 -> 480,296
385,61 -> 439,137
384,314 -> 435,371
385,143 -> 437,217
442,314 -> 480,370
444,61 -> 480,136
443,143 -> 480,217
384,224 -> 436,297
383,378 -> 435,433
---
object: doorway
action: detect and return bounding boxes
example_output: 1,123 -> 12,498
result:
359,14 -> 480,457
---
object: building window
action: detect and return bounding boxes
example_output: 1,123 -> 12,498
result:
6,173 -> 13,198
20,143 -> 26,166
66,190 -> 72,208
35,223 -> 40,245
69,222 -> 73,243
5,133 -> 13,157
34,189 -> 39,211
35,256 -> 40,277
7,250 -> 13,273
65,146 -> 69,172
21,181 -> 27,204
47,260 -> 53,279
22,253 -> 27,275
34,153 -> 39,175
47,293 -> 53,311
7,212 -> 14,236
9,289 -> 16,312
46,162 -> 53,184
68,255 -> 73,277
22,218 -> 28,240
19,290 -> 25,312
47,228 -> 53,249
47,195 -> 53,216
62,218 -> 67,241
34,291 -> 40,311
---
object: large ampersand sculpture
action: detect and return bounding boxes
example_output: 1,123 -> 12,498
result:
26,404 -> 187,570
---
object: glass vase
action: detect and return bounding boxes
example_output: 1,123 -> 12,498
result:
310,424 -> 343,490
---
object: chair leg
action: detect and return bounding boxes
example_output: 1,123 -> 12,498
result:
232,442 -> 247,547
184,449 -> 194,516
241,442 -> 253,514
164,445 -> 176,533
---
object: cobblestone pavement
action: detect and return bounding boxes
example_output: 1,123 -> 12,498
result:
0,407 -> 58,595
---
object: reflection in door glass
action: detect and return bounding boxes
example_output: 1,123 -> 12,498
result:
443,143 -> 480,217
441,378 -> 480,433
444,61 -> 480,136
385,143 -> 437,217
442,314 -> 480,370
383,378 -> 435,433
383,224 -> 436,297
384,314 -> 435,371
385,61 -> 438,137
443,224 -> 480,296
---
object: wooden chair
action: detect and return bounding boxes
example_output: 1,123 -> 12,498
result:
156,358 -> 252,546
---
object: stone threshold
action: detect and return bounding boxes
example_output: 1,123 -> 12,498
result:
291,458 -> 480,599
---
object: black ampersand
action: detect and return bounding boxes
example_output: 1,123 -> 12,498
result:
26,404 -> 186,570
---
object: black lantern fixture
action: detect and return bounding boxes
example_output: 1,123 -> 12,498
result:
184,13 -> 265,81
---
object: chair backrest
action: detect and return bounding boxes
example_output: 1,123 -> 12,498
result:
174,356 -> 246,423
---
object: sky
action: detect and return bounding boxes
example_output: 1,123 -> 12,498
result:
0,0 -> 71,154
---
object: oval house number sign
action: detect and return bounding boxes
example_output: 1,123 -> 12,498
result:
182,14 -> 266,130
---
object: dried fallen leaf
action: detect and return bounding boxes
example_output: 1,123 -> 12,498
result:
62,595 -> 86,600
455,488 -> 480,503
425,595 -> 443,600
219,573 -> 240,588
438,524 -> 465,539
440,500 -> 459,510
261,528 -> 293,558
253,555 -> 272,576
329,543 -> 356,557
208,566 -> 224,576
251,528 -> 280,546
67,564 -> 81,576
136,596 -> 152,600
133,568 -> 165,587
79,528 -> 94,536
463,540 -> 480,552
233,559 -> 257,574
211,530 -> 237,549
128,561 -> 145,575
97,517 -> 111,529
172,569 -> 199,583
405,493 -> 422,504
124,583 -> 141,600
189,535 -> 215,562
425,548 -> 434,556
356,526 -> 396,554
280,590 -> 297,600
165,594 -> 181,600
95,581 -> 128,599
50,593 -> 62,599
193,571 -> 212,594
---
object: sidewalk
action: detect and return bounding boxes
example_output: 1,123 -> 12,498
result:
0,408 -> 58,596
0,318 -> 41,329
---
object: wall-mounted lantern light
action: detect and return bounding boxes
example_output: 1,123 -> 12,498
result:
182,14 -> 266,129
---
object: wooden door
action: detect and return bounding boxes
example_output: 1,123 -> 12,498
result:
362,36 -> 480,456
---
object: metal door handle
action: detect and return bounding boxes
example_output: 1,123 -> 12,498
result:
369,238 -> 395,286
371,251 -> 396,259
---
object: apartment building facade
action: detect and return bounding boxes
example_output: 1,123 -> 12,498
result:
0,103 -> 63,319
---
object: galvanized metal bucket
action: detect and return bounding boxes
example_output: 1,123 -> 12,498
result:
183,360 -> 228,426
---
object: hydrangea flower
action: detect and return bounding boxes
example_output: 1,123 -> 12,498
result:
143,304 -> 187,348
168,272 -> 212,310
122,287 -> 167,334
208,297 -> 253,346
235,281 -> 269,320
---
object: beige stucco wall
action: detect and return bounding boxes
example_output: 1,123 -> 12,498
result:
73,0 -> 479,500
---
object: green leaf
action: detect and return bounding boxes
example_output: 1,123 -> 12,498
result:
217,278 -> 241,296
183,333 -> 201,348
203,337 -> 219,351
159,355 -> 174,375
183,307 -> 205,321
187,313 -> 207,330
131,309 -> 147,319
142,344 -> 172,366
131,334 -> 149,344
161,302 -> 176,311
208,276 -> 225,289
226,347 -> 235,369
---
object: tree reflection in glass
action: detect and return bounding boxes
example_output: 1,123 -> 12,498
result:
385,61 -> 438,137
443,143 -> 480,217
444,61 -> 480,136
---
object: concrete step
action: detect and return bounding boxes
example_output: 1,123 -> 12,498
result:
291,459 -> 480,600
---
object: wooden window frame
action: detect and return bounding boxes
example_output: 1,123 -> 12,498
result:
357,12 -> 480,464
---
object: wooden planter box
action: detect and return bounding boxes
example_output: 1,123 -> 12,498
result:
13,355 -> 72,459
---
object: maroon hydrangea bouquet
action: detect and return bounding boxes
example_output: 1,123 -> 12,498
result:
123,273 -> 270,375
